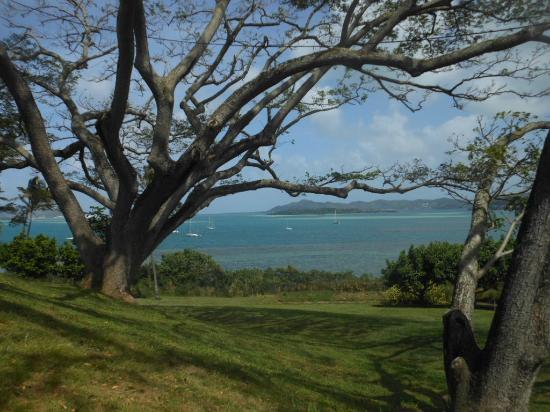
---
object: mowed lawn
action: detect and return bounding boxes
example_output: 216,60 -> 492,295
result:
0,274 -> 548,411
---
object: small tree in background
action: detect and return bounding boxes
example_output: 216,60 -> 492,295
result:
7,176 -> 55,236
437,113 -> 550,320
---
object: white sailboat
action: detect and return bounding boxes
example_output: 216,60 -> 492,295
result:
185,220 -> 201,237
333,209 -> 340,224
285,220 -> 293,231
207,216 -> 215,230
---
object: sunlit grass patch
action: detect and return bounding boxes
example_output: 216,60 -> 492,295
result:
1,273 -> 549,411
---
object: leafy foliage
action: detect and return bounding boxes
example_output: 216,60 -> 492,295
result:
0,234 -> 84,279
134,250 -> 371,297
382,239 -> 512,305
155,249 -> 226,295
57,241 -> 86,280
382,242 -> 461,304
86,206 -> 111,242
0,234 -> 58,278
437,112 -> 544,226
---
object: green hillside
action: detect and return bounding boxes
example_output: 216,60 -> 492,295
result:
0,274 -> 548,411
266,198 -> 511,215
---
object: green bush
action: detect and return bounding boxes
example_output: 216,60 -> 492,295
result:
86,206 -> 111,242
226,268 -> 266,296
58,241 -> 86,280
0,234 -> 58,278
157,249 -> 226,295
380,285 -> 415,306
424,282 -> 452,306
133,253 -> 371,298
0,234 -> 85,280
477,287 -> 502,306
477,238 -> 513,290
382,242 -> 461,304
381,240 -> 511,306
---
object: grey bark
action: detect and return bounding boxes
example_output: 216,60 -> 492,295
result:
451,121 -> 550,321
25,204 -> 33,236
453,184 -> 492,320
444,131 -> 550,411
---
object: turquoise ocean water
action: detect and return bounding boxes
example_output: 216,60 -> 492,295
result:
0,210 -> 473,275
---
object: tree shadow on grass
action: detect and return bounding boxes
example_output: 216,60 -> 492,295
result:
1,286 -> 448,411
0,282 -> 145,327
174,305 -> 429,349
163,305 -> 448,410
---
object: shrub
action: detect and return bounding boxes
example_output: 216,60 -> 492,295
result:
157,249 -> 226,295
424,283 -> 451,306
382,242 -> 461,304
0,234 -> 85,280
381,240 -> 511,306
477,287 -> 502,306
226,268 -> 265,296
381,285 -> 415,306
0,234 -> 58,278
58,241 -> 86,280
477,238 -> 513,290
86,206 -> 111,242
133,252 -> 371,297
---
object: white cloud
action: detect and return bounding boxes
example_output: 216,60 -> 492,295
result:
308,107 -> 345,136
76,78 -> 113,102
271,105 -> 480,185
356,109 -> 477,166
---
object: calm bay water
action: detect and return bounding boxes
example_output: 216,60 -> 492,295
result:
0,210 -> 473,275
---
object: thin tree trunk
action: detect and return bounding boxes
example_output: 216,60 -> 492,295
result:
452,183 -> 491,320
150,252 -> 160,299
26,206 -> 33,236
444,132 -> 550,411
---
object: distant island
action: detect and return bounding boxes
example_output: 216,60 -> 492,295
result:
266,198 -> 500,215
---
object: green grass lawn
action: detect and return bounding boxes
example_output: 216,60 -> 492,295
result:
0,274 -> 548,411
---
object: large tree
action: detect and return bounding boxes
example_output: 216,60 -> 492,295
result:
0,0 -> 548,301
443,130 -> 550,411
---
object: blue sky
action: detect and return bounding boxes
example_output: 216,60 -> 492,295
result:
1,2 -> 549,213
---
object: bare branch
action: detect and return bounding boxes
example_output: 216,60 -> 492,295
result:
0,42 -> 101,248
477,210 -> 524,280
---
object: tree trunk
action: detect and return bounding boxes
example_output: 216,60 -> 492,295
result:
97,224 -> 151,301
80,245 -> 142,302
101,249 -> 135,302
452,182 -> 492,320
26,209 -> 32,236
25,205 -> 34,236
444,132 -> 550,411
150,253 -> 160,299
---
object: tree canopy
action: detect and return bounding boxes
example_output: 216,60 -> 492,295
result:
0,0 -> 548,299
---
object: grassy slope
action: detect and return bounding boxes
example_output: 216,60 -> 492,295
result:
0,275 -> 548,412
